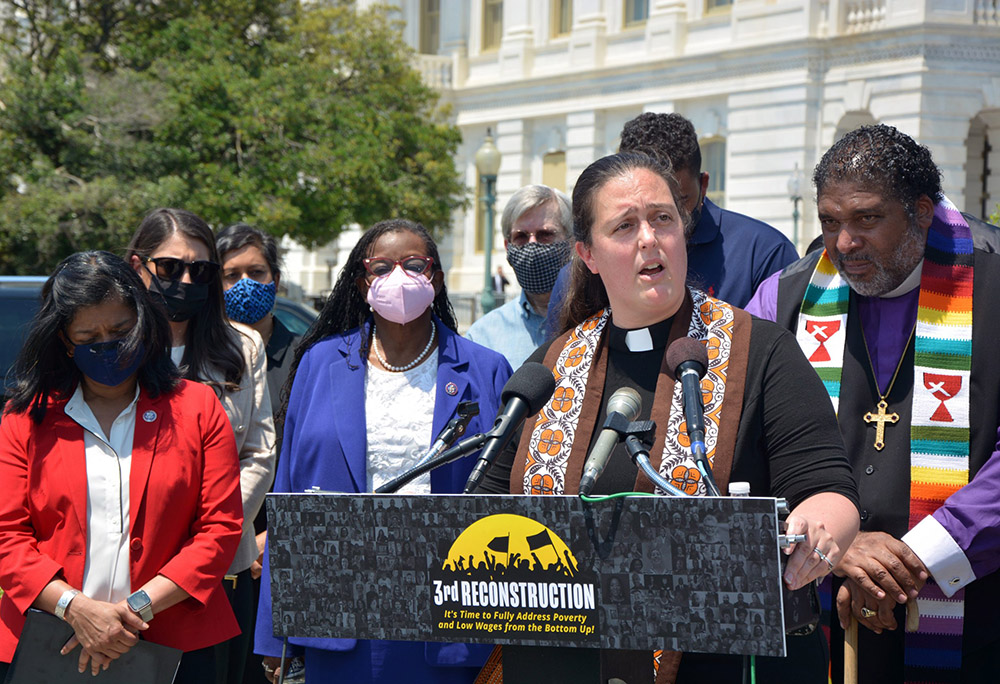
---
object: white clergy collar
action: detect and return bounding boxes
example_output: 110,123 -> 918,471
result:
624,328 -> 654,352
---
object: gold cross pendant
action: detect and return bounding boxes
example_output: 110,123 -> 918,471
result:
864,399 -> 899,451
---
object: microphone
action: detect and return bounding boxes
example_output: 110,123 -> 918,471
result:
415,401 -> 479,469
463,362 -> 557,494
377,401 -> 480,494
578,387 -> 642,496
665,337 -> 720,496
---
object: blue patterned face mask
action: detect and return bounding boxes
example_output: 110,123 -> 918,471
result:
224,278 -> 277,324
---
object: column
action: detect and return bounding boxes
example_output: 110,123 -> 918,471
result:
569,0 -> 607,70
498,0 -> 535,79
646,0 -> 687,58
566,110 -> 606,193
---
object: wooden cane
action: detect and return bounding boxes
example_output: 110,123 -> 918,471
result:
844,616 -> 859,684
905,598 -> 920,632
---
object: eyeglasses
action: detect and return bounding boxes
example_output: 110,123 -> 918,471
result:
508,228 -> 562,247
362,255 -> 434,278
142,256 -> 221,285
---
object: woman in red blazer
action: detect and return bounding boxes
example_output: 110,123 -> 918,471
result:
0,251 -> 243,683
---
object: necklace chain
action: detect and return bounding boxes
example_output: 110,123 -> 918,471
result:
372,322 -> 436,372
860,321 -> 916,401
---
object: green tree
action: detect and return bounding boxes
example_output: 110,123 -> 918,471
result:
0,0 -> 464,273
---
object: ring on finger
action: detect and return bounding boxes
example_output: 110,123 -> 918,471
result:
812,547 -> 834,572
860,606 -> 877,619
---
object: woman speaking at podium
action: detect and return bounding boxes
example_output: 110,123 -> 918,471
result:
476,153 -> 860,682
254,219 -> 511,683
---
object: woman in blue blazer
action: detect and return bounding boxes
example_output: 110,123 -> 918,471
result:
255,219 -> 512,683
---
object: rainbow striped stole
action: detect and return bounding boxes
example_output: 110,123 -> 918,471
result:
796,198 -> 972,683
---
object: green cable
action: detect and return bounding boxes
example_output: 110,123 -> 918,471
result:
751,654 -> 756,684
579,492 -> 657,502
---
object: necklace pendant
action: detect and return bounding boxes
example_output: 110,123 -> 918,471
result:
863,399 -> 900,451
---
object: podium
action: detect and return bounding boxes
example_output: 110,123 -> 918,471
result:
266,493 -> 793,682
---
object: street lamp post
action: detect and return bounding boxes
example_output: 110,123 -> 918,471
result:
787,163 -> 805,254
475,128 -> 502,315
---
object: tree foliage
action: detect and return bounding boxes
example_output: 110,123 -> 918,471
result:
0,0 -> 464,273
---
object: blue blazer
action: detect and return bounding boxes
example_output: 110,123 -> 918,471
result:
255,319 -> 511,669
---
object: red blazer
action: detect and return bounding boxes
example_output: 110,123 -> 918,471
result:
0,380 -> 244,662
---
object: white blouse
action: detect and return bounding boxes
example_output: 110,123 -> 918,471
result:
64,384 -> 141,603
364,355 -> 437,493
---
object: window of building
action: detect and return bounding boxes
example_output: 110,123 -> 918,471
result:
551,0 -> 572,37
701,138 -> 726,207
542,152 -> 567,191
483,0 -> 503,52
624,0 -> 650,27
966,115 -> 995,220
705,0 -> 734,13
420,0 -> 440,55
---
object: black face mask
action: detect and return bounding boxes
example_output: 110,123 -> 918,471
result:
148,275 -> 209,322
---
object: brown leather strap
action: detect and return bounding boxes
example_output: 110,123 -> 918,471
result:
710,306 -> 752,495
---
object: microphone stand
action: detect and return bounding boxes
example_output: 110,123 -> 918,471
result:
586,415 -> 693,498
623,433 -> 694,498
375,432 -> 491,494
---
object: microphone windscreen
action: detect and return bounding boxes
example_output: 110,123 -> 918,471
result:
501,362 -> 557,414
665,337 -> 709,377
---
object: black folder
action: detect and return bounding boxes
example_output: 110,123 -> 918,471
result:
3,609 -> 182,684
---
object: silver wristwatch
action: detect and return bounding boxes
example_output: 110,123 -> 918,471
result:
54,589 -> 80,621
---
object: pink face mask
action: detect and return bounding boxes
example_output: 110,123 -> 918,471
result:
366,265 -> 436,324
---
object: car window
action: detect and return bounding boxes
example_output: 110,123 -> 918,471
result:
273,299 -> 317,337
0,291 -> 42,392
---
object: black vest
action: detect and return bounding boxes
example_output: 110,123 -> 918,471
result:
774,216 -> 1000,682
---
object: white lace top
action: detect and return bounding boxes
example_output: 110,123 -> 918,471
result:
364,354 -> 438,493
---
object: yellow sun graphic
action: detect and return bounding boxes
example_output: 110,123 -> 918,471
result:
443,514 -> 577,573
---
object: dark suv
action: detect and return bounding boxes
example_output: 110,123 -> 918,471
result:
0,277 -> 46,402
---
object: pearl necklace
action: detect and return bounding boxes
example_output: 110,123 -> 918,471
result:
372,322 -> 437,372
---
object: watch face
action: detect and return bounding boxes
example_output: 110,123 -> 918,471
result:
128,590 -> 150,611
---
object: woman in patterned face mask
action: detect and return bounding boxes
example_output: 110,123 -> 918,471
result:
216,222 -> 305,683
473,153 -> 861,684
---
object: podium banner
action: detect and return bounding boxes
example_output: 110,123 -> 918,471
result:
266,493 -> 787,656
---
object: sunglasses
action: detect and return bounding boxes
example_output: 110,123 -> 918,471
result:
362,255 -> 434,278
142,256 -> 221,285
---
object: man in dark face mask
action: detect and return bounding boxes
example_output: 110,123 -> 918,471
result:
465,184 -> 572,368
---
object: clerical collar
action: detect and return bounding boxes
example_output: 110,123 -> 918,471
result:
608,317 -> 674,353
880,259 -> 923,299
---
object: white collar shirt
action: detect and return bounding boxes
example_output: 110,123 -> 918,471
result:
64,384 -> 141,603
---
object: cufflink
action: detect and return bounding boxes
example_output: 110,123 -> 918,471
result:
949,577 -> 961,586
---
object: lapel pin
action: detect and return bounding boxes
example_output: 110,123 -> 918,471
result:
142,410 -> 157,423
445,382 -> 458,396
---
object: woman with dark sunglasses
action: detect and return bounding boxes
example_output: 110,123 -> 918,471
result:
254,219 -> 512,684
126,208 -> 276,684
0,251 -> 243,683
